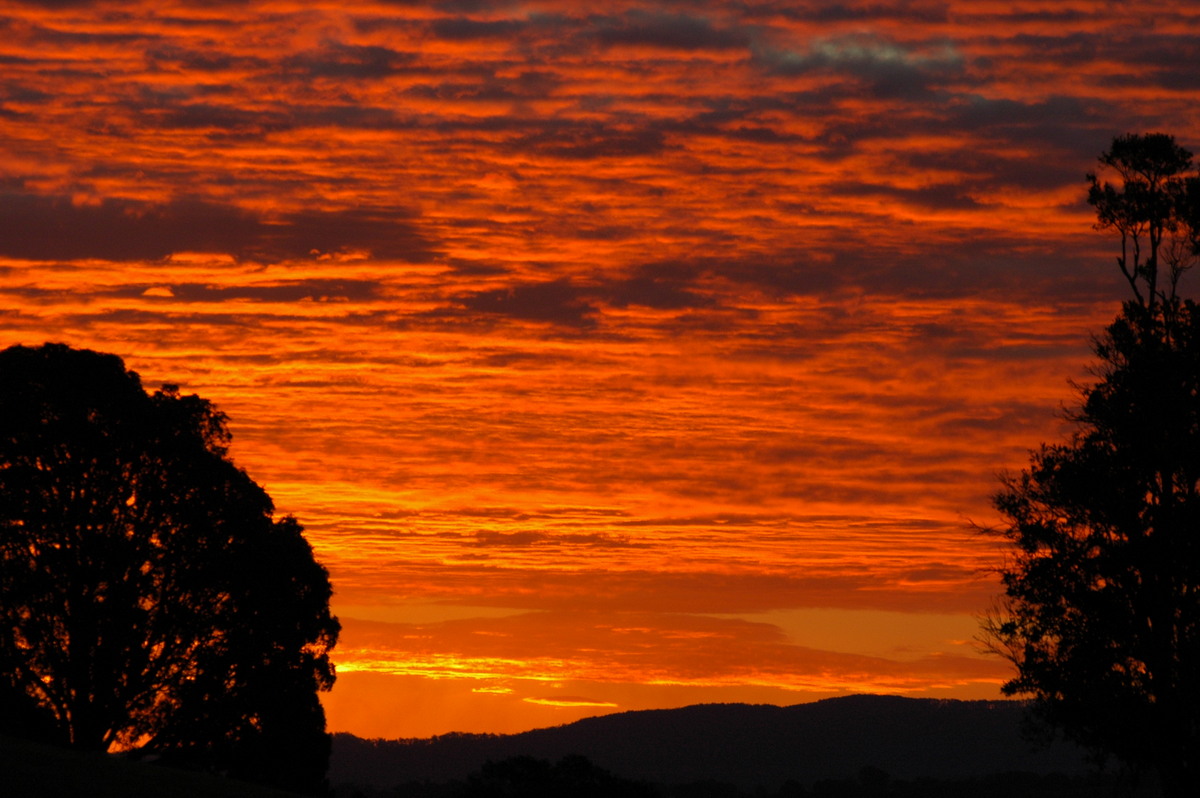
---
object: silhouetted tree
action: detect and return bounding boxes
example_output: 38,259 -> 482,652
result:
0,343 -> 339,794
986,134 -> 1200,798
1088,133 -> 1200,309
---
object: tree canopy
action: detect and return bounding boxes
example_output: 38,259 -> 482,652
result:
0,343 -> 339,794
987,134 -> 1200,798
1088,132 -> 1200,309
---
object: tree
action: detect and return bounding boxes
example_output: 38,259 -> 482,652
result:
0,343 -> 340,794
1088,132 -> 1200,309
986,134 -> 1200,798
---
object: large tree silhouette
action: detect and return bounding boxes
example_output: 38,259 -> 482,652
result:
986,134 -> 1200,798
0,343 -> 339,794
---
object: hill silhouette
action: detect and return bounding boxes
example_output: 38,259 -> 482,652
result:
330,695 -> 1094,792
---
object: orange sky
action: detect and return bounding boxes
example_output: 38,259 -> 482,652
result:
2,0 -> 1199,739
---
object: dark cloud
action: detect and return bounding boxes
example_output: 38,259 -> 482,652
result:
997,32 -> 1100,66
511,120 -> 667,159
610,230 -> 1120,305
143,44 -> 255,74
430,17 -> 528,41
751,1 -> 951,24
432,0 -> 519,12
457,280 -> 599,328
754,33 -> 963,99
0,82 -> 51,105
901,142 -> 1085,195
591,10 -> 750,51
385,566 -> 993,613
18,22 -> 153,47
277,207 -> 435,261
450,265 -> 721,327
471,531 -> 644,548
403,70 -> 562,103
650,253 -> 842,300
0,192 -> 436,263
603,264 -> 717,310
128,280 -> 385,304
827,180 -> 983,212
5,0 -> 101,6
4,278 -> 387,311
1109,34 -> 1200,91
146,102 -> 293,134
447,236 -> 1110,329
283,43 -> 420,79
946,95 -> 1094,139
290,103 -> 402,130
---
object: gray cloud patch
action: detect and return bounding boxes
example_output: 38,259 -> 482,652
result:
510,120 -> 667,159
458,280 -> 599,328
144,44 -> 250,73
283,43 -> 421,79
471,530 -> 644,548
454,267 -> 718,328
0,192 -> 436,263
604,265 -> 717,310
591,10 -> 751,51
430,17 -> 528,41
128,280 -> 385,304
755,33 -> 963,99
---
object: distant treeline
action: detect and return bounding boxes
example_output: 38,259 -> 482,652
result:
332,754 -> 1134,798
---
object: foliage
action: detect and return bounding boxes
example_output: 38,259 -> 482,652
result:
0,343 -> 339,794
1087,132 -> 1200,308
987,133 -> 1200,798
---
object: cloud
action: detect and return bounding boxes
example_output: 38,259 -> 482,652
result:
334,611 -> 1005,691
602,266 -> 717,310
6,1 -> 103,6
591,10 -> 751,51
0,192 -> 436,263
471,531 -> 644,548
430,17 -> 529,41
284,43 -> 420,79
130,279 -> 385,304
523,696 -> 618,708
331,563 -> 997,615
144,102 -> 293,135
144,43 -> 251,73
456,280 -> 599,328
509,121 -> 668,160
754,33 -> 963,98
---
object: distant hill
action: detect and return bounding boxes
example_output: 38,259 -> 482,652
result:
0,734 -> 304,798
330,695 -> 1094,792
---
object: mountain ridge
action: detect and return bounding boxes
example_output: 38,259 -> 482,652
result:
330,695 -> 1094,791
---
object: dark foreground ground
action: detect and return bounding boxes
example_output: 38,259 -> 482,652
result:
0,734 -> 304,798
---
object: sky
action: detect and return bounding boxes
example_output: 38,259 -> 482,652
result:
2,0 -> 1199,740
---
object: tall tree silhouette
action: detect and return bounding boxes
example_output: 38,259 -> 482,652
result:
0,344 -> 339,795
986,134 -> 1200,798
